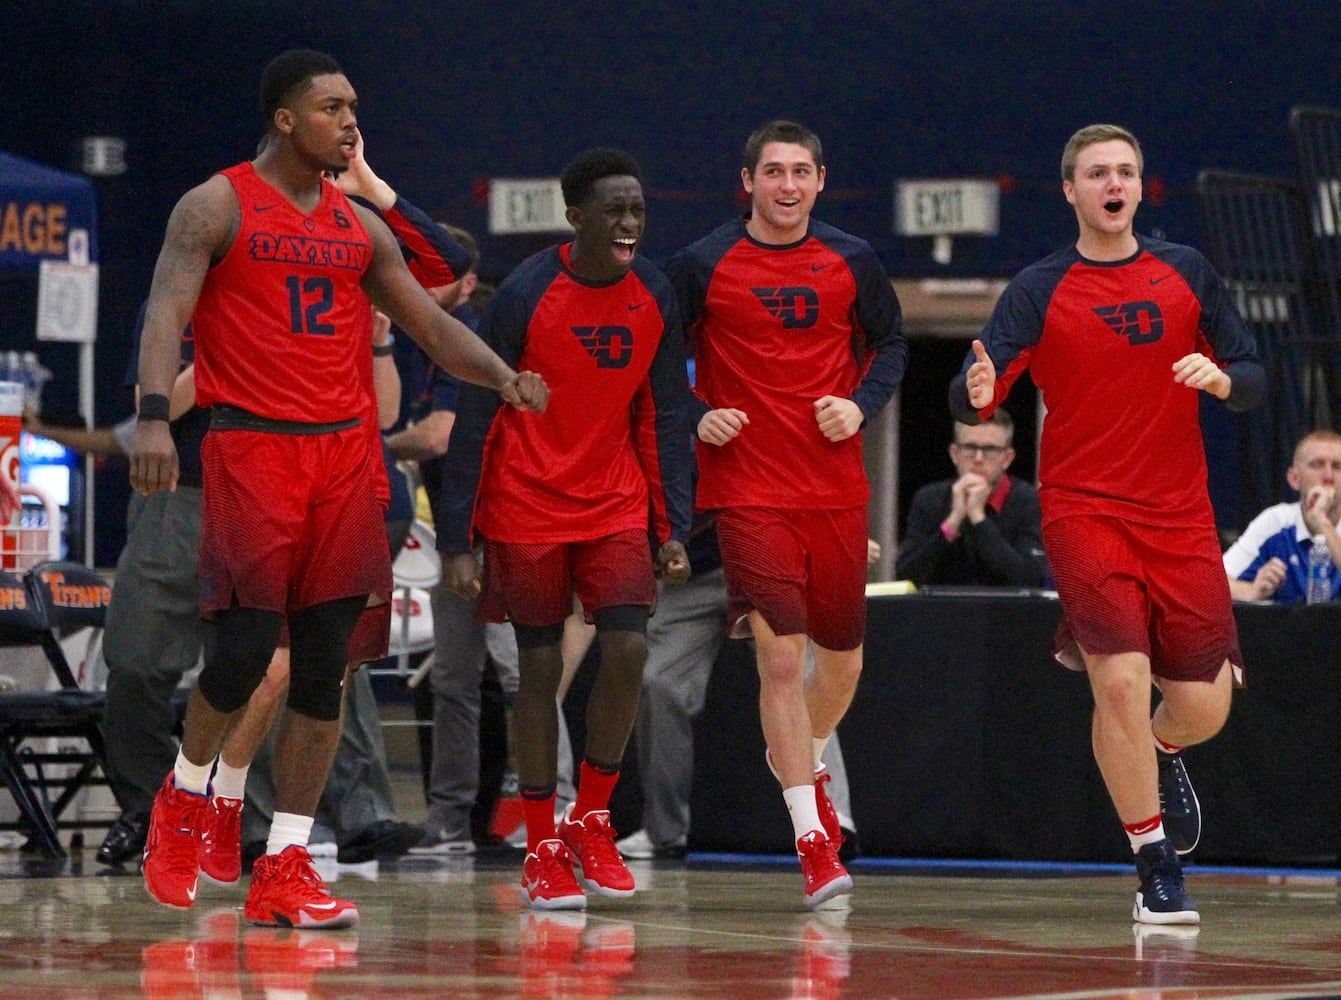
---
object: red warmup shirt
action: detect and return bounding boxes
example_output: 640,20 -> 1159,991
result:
667,218 -> 906,511
955,237 -> 1262,529
437,243 -> 693,551
192,162 -> 373,424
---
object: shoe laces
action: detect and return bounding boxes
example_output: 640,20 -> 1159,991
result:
264,847 -> 334,901
1158,755 -> 1192,809
1137,843 -> 1185,903
1143,863 -> 1186,905
152,789 -> 207,866
206,798 -> 242,845
568,811 -> 622,865
529,840 -> 578,884
796,831 -> 844,882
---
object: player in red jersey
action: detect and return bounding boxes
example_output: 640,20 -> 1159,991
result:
131,49 -> 547,929
190,132 -> 471,886
951,124 -> 1264,925
438,148 -> 694,910
667,120 -> 906,909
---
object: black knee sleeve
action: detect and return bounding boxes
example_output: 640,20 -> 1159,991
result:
196,606 -> 285,713
513,620 -> 565,649
593,604 -> 648,636
287,595 -> 366,721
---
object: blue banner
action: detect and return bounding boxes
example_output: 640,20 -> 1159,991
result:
0,151 -> 98,269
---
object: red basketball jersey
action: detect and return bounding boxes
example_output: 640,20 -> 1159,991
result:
193,162 -> 374,423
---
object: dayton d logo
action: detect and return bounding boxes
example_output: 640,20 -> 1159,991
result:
1093,301 -> 1164,346
573,326 -> 634,368
753,287 -> 820,329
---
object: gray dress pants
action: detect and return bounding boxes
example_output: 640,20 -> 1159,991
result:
101,487 -> 206,818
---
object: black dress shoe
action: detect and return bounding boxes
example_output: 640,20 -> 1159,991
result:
337,820 -> 425,864
95,813 -> 149,867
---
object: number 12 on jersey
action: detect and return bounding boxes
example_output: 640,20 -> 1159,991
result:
286,275 -> 335,336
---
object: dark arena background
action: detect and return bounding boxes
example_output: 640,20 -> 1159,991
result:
1,5 -> 1341,997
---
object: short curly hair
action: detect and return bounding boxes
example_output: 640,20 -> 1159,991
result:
560,148 -> 643,208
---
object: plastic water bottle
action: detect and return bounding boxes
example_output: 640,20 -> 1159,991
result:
19,352 -> 49,413
1306,535 -> 1332,604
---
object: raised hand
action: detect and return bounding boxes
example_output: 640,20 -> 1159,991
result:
966,339 -> 996,409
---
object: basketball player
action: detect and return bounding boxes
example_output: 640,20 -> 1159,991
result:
952,123 -> 1263,924
437,148 -> 693,910
667,119 -> 906,909
132,49 -> 547,929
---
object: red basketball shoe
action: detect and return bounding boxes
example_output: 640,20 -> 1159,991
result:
796,830 -> 852,910
244,845 -> 360,929
813,768 -> 844,849
143,773 -> 208,909
200,795 -> 243,885
559,805 -> 635,898
520,839 -> 587,911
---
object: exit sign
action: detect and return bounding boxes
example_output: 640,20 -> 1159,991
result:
488,178 -> 571,235
895,179 -> 1000,237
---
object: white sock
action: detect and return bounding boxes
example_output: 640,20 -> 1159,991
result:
1126,818 -> 1167,853
211,759 -> 248,801
812,735 -> 831,772
266,812 -> 314,857
172,750 -> 212,796
782,785 -> 824,842
1152,731 -> 1182,755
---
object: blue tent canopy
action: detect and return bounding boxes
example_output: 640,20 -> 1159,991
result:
0,151 -> 98,269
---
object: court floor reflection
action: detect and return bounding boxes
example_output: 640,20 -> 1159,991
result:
0,851 -> 1338,999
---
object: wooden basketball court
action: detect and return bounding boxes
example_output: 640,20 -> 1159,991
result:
2,849 -> 1338,998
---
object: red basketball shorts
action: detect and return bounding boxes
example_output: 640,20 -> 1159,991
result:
199,425 -> 392,641
478,528 -> 656,627
1044,514 -> 1242,684
715,505 -> 868,652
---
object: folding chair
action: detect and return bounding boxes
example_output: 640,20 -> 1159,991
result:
1197,169 -> 1321,513
385,519 -> 439,679
0,485 -> 114,858
371,520 -> 438,750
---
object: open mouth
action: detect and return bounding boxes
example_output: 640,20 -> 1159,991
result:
612,237 -> 637,265
1104,199 -> 1124,214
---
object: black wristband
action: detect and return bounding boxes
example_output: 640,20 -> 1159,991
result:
372,334 -> 395,357
138,393 -> 171,422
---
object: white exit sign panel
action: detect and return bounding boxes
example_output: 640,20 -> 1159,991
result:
488,178 -> 571,235
895,179 -> 1000,237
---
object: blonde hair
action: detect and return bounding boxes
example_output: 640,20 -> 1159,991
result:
1293,428 -> 1341,465
1061,124 -> 1143,182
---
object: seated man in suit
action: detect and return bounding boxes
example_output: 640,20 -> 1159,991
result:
895,409 -> 1046,587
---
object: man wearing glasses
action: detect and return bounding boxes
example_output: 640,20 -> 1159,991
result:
895,409 -> 1046,587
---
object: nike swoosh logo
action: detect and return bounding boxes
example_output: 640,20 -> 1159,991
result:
1149,275 -> 1170,285
253,204 -> 278,212
307,900 -> 340,910
628,302 -> 647,311
811,264 -> 829,272
186,884 -> 197,902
